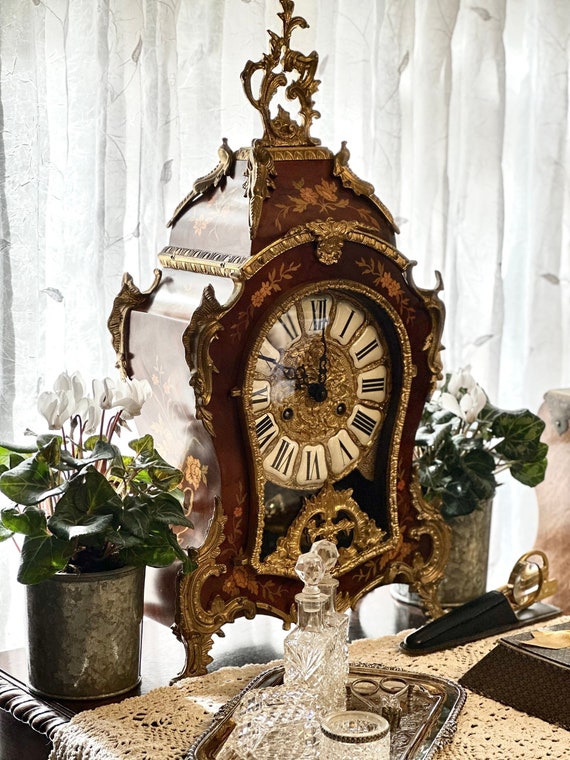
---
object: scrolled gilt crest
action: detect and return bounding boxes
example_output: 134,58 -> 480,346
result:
182,285 -> 225,437
333,141 -> 399,234
245,141 -> 277,239
240,0 -> 320,147
408,268 -> 446,393
262,482 -> 386,576
167,139 -> 234,228
107,269 -> 162,379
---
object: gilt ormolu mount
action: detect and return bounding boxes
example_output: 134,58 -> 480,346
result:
109,0 -> 449,678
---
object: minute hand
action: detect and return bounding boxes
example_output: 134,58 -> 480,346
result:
317,327 -> 328,386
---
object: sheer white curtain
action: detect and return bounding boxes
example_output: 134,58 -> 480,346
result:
1,0 -> 569,647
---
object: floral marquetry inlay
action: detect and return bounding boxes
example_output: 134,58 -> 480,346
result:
273,178 -> 382,233
230,261 -> 302,343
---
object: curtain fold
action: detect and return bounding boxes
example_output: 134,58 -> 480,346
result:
0,0 -> 569,648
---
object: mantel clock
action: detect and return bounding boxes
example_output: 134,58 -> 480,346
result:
109,1 -> 448,678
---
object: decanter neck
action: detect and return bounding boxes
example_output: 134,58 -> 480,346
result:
295,592 -> 326,631
318,575 -> 339,614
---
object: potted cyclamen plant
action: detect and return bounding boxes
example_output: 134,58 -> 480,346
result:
413,367 -> 548,606
0,371 -> 195,700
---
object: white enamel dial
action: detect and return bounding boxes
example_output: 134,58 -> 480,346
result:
247,290 -> 390,488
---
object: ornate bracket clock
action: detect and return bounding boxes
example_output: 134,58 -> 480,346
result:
109,1 -> 449,678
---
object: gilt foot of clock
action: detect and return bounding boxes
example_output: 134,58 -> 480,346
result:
172,503 -> 258,679
171,629 -> 214,680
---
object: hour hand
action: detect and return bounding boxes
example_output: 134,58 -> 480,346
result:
258,353 -> 309,389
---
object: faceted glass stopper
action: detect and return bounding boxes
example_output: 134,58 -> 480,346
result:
311,540 -> 339,573
295,552 -> 325,591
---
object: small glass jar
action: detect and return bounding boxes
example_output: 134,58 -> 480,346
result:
320,710 -> 390,759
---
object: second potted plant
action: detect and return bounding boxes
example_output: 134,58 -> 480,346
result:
413,367 -> 548,605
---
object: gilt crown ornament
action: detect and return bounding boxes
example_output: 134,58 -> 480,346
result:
241,0 -> 321,147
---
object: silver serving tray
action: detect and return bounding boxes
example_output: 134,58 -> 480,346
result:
187,662 -> 466,759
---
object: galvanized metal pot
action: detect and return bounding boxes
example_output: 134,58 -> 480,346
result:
437,498 -> 493,607
27,565 -> 145,700
392,499 -> 493,609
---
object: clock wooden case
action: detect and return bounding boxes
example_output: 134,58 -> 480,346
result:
109,1 -> 448,678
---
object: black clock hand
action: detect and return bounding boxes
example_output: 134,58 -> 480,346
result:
317,326 -> 328,386
259,353 -> 310,390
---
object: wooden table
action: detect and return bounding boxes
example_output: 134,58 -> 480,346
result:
0,587 -> 423,760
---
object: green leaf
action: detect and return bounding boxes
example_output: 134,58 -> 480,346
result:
118,531 -> 179,569
0,521 -> 14,542
59,440 -> 117,470
120,499 -> 152,539
492,410 -> 545,460
128,434 -> 155,459
128,435 -> 183,492
36,436 -> 64,466
17,534 -> 74,584
0,506 -> 48,537
440,488 -> 481,520
104,529 -> 145,549
510,444 -> 548,487
0,441 -> 38,457
0,446 -> 29,473
118,520 -> 195,573
48,512 -> 115,541
461,448 -> 497,500
57,467 -> 122,516
0,454 -> 58,505
150,492 -> 194,529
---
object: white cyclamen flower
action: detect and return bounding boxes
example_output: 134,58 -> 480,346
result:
440,385 -> 487,423
73,396 -> 102,435
447,367 -> 477,397
92,377 -> 117,411
53,371 -> 86,407
37,389 -> 75,429
460,384 -> 487,423
40,371 -> 94,430
110,377 -> 152,419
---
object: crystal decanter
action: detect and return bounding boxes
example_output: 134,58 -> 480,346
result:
283,551 -> 336,713
310,539 -> 349,709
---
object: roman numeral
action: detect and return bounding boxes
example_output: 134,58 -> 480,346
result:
361,376 -> 385,394
270,439 -> 296,476
310,298 -> 328,331
255,414 -> 277,450
251,384 -> 269,405
339,309 -> 356,339
355,339 -> 380,362
304,449 -> 322,482
337,438 -> 355,466
278,313 -> 300,341
350,409 -> 378,437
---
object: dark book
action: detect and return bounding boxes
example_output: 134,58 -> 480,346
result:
459,621 -> 570,729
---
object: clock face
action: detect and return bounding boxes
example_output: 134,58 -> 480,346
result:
246,288 -> 391,490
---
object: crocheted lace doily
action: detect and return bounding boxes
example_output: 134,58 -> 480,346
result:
50,617 -> 570,760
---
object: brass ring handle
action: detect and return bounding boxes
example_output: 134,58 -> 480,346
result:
499,549 -> 557,611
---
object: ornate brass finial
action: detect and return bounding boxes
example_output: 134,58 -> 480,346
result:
241,0 -> 321,147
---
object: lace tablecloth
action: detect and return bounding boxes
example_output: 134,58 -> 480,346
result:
50,617 -> 570,760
